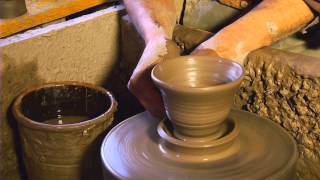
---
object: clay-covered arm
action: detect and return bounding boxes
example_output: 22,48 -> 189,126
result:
123,0 -> 177,43
194,0 -> 314,64
123,0 -> 180,117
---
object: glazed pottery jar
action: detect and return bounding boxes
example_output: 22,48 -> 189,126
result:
13,82 -> 117,180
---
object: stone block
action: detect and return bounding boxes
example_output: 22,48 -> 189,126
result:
0,5 -> 123,179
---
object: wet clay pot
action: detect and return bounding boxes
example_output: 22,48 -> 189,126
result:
13,82 -> 117,180
151,56 -> 244,141
101,56 -> 298,179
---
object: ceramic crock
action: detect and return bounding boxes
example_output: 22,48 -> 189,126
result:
13,82 -> 117,180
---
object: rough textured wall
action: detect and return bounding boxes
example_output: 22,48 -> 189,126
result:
121,15 -> 320,179
0,6 -> 123,180
235,49 -> 320,179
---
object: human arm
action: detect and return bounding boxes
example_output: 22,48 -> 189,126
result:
193,0 -> 315,64
123,0 -> 180,117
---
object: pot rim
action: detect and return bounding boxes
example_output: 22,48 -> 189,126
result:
12,81 -> 117,132
151,55 -> 245,94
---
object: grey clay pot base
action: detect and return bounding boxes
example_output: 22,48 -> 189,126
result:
101,109 -> 298,180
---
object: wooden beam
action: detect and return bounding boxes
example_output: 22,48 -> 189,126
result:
0,0 -> 114,38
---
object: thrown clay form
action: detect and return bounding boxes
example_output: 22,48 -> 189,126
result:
13,82 -> 117,180
152,56 -> 243,141
101,110 -> 298,180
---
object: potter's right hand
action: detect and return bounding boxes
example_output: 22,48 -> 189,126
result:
128,38 -> 181,117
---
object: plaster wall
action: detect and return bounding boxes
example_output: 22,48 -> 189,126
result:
0,5 -> 124,179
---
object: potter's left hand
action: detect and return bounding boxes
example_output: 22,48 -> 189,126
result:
128,38 -> 180,117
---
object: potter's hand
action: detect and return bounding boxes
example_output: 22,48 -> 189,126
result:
128,38 -> 180,117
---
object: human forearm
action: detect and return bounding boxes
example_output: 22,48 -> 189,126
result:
123,1 -> 180,116
123,0 -> 177,43
195,0 -> 314,63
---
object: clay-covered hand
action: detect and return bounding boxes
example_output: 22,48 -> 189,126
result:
128,38 -> 180,117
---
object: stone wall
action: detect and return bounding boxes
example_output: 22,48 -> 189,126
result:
0,6 -> 123,180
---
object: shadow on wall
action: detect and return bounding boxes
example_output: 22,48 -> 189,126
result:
1,54 -> 44,180
296,24 -> 320,49
100,15 -> 146,125
100,53 -> 145,126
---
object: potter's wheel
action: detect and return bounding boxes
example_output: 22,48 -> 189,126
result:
101,109 -> 298,180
